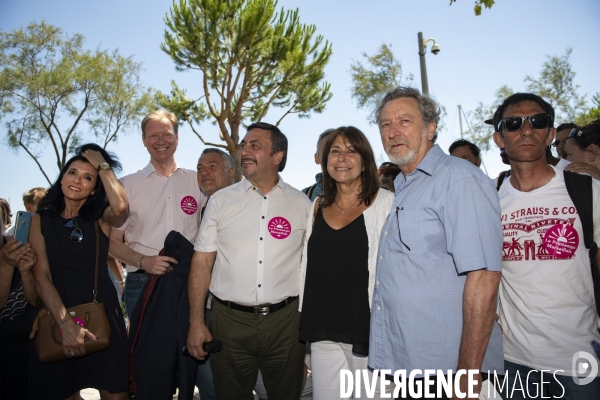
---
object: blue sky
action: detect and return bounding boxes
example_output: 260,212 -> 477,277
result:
1,0 -> 599,215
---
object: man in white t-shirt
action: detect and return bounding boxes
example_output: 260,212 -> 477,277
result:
493,93 -> 600,398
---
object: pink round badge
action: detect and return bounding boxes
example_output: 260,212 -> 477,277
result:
59,317 -> 85,337
542,223 -> 579,259
268,217 -> 291,239
181,196 -> 198,215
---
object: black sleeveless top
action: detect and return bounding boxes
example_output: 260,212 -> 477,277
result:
27,215 -> 129,399
299,206 -> 371,355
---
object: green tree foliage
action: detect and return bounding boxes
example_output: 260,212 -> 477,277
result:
348,44 -> 450,133
524,48 -> 585,122
465,85 -> 514,151
575,93 -> 600,126
449,0 -> 496,16
160,0 -> 332,180
349,44 -> 413,123
0,22 -> 154,184
465,48 -> 592,151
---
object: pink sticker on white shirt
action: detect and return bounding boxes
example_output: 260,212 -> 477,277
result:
543,223 -> 579,258
181,196 -> 198,215
268,217 -> 291,239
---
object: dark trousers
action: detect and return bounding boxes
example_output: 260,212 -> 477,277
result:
208,297 -> 305,400
195,306 -> 216,400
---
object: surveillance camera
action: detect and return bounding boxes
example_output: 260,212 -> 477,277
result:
431,44 -> 441,55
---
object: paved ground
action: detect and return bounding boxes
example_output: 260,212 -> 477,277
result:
80,389 -> 313,399
80,387 -> 204,399
80,376 -> 313,399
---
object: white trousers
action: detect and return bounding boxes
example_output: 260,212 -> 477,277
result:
311,341 -> 388,400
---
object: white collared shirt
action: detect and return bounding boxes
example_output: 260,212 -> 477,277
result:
195,177 -> 311,306
116,161 -> 205,272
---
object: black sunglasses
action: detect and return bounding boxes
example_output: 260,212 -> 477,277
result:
501,113 -> 551,132
64,218 -> 83,243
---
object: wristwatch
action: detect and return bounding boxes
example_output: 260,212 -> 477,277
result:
97,162 -> 110,172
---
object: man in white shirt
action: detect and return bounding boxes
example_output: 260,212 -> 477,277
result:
109,110 -> 205,317
493,93 -> 600,398
187,122 -> 311,399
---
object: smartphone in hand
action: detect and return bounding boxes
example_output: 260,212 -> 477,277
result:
14,211 -> 32,246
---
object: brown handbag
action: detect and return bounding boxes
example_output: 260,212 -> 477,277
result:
30,221 -> 112,364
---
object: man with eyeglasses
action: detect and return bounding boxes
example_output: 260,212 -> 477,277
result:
492,93 -> 600,398
370,87 -> 504,399
553,122 -> 580,160
552,122 -> 580,173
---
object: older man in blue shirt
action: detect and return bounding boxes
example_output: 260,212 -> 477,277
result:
370,87 -> 503,399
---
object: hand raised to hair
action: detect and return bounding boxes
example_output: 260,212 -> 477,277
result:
81,149 -> 107,171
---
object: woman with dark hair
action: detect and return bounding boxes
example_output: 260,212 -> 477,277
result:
0,198 -> 12,233
28,143 -> 129,400
298,126 -> 394,399
565,119 -> 600,180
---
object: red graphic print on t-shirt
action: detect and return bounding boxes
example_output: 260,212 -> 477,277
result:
502,218 -> 579,261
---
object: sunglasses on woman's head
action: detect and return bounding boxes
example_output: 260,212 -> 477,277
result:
501,113 -> 551,132
64,218 -> 83,243
569,128 -> 589,138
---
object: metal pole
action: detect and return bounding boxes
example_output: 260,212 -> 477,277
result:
458,105 -> 463,138
417,32 -> 429,95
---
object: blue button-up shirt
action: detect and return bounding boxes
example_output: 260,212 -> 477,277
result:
369,145 -> 503,374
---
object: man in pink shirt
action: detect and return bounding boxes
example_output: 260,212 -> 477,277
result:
110,110 -> 205,317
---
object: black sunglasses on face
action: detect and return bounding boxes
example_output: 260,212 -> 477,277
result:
64,218 -> 83,243
501,113 -> 551,132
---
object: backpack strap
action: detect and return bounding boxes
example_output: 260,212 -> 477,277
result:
306,183 -> 318,200
496,170 -> 511,192
563,170 -> 599,315
564,171 -> 596,253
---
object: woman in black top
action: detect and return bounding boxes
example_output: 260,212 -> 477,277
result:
28,144 -> 129,400
299,126 -> 394,399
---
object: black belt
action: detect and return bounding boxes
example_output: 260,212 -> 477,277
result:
214,296 -> 297,316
